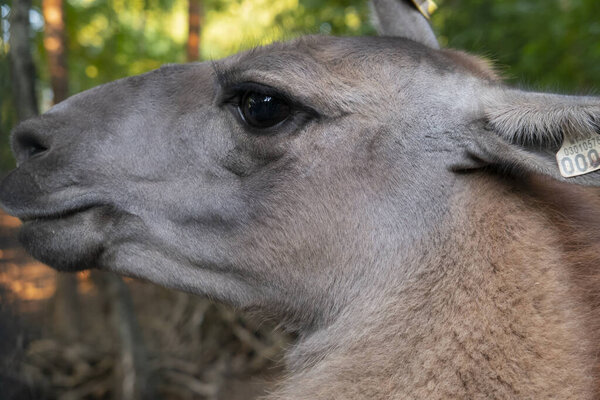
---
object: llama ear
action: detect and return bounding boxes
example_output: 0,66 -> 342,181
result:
370,0 -> 439,48
470,88 -> 600,186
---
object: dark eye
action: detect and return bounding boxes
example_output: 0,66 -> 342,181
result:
238,91 -> 291,129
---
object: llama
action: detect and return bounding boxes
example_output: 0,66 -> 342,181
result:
2,0 -> 600,397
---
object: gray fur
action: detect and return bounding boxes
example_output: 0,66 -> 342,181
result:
1,2 -> 600,398
370,0 -> 439,48
485,89 -> 600,145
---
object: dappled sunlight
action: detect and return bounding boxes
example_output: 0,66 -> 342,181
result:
201,0 -> 371,59
76,14 -> 109,48
0,261 -> 56,302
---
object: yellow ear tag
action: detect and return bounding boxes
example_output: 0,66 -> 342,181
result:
410,0 -> 438,20
556,135 -> 600,178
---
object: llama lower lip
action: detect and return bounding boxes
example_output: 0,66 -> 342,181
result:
17,206 -> 111,272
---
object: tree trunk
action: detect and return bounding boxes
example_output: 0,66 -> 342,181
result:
187,0 -> 202,62
52,274 -> 81,341
92,272 -> 158,400
9,0 -> 39,120
42,0 -> 68,104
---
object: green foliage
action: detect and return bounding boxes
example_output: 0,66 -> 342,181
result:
432,0 -> 600,92
294,0 -> 374,36
64,0 -> 185,94
200,0 -> 373,59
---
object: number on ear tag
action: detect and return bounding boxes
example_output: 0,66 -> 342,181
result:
556,135 -> 600,178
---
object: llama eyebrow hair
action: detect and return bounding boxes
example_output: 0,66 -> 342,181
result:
212,62 -> 247,89
211,63 -> 281,99
211,61 -> 323,117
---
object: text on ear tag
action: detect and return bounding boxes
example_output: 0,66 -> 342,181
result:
556,135 -> 600,178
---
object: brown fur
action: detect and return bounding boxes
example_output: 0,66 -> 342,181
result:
268,173 -> 600,399
524,176 -> 600,395
441,49 -> 501,82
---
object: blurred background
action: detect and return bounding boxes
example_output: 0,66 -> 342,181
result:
0,0 -> 599,399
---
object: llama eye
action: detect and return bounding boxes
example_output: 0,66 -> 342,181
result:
238,91 -> 291,129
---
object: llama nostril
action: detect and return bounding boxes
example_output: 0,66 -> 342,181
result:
16,132 -> 49,162
27,142 -> 48,158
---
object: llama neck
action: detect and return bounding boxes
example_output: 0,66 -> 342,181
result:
272,175 -> 597,399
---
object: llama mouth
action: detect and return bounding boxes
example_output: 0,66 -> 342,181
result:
19,204 -> 101,223
0,187 -> 109,223
0,167 -> 106,223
